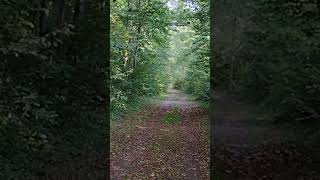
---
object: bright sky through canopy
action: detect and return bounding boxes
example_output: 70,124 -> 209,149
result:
167,0 -> 179,9
166,0 -> 198,11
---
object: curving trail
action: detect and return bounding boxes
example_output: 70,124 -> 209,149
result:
111,87 -> 209,179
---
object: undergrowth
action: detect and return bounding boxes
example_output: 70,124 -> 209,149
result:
161,108 -> 181,124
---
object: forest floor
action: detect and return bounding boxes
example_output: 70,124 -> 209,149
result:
111,87 -> 209,179
212,88 -> 320,180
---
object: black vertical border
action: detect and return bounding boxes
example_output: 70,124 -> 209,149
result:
209,0 -> 215,178
106,0 -> 111,178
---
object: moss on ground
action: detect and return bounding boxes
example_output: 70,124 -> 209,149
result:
161,109 -> 181,124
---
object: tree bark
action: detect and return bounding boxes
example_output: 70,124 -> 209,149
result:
133,0 -> 142,69
73,0 -> 81,24
56,0 -> 65,27
55,0 -> 65,58
39,0 -> 49,36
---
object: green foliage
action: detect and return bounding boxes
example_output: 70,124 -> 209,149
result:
170,0 -> 209,99
214,0 -> 320,123
241,0 -> 320,122
111,0 -> 172,117
162,109 -> 181,124
0,0 -> 108,178
111,0 -> 209,118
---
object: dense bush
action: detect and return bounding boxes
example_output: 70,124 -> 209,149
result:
241,0 -> 320,122
213,0 -> 320,123
0,1 -> 108,178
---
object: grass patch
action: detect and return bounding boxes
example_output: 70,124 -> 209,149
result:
111,96 -> 154,121
187,93 -> 209,109
161,109 -> 181,124
198,100 -> 209,109
147,143 -> 161,151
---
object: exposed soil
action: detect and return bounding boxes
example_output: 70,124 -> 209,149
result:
212,89 -> 320,180
111,88 -> 209,179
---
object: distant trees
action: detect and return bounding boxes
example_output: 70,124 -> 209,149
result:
111,0 -> 209,115
171,0 -> 210,99
111,0 -> 172,117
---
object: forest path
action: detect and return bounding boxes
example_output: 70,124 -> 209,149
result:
111,87 -> 209,179
212,89 -> 287,148
212,89 -> 320,179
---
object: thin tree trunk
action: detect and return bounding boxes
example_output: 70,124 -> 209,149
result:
229,2 -> 237,91
55,0 -> 65,58
33,1 -> 41,36
73,0 -> 81,23
133,0 -> 142,69
39,0 -> 49,36
125,0 -> 131,70
56,0 -> 65,27
72,0 -> 81,63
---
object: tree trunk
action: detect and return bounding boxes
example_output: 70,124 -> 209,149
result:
133,0 -> 142,69
39,0 -> 49,36
56,0 -> 65,27
55,0 -> 65,59
229,2 -> 238,91
73,0 -> 81,23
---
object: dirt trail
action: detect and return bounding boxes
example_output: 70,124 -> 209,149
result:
111,88 -> 209,179
212,89 -> 320,180
212,89 -> 287,148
